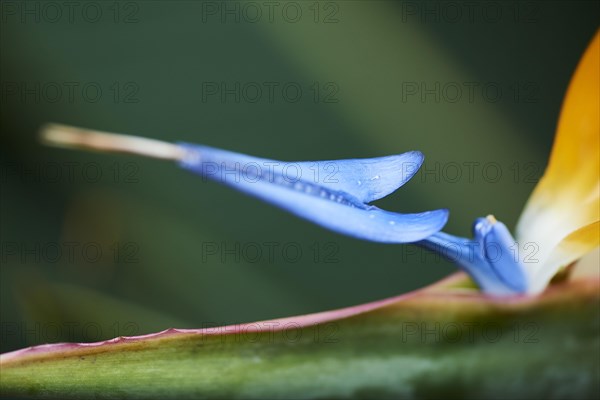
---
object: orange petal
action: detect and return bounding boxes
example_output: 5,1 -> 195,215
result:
516,31 -> 600,276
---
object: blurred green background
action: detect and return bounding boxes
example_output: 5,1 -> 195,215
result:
1,1 -> 598,353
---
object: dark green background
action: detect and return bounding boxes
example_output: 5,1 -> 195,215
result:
1,1 -> 598,353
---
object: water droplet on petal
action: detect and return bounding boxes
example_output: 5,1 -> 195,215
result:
371,175 -> 380,181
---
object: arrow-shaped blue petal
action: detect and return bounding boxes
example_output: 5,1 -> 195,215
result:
178,143 -> 448,243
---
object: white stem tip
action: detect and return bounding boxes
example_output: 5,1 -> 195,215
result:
39,123 -> 186,161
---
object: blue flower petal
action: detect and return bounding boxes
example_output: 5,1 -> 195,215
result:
294,152 -> 424,203
178,143 -> 447,243
419,232 -> 515,295
420,217 -> 529,295
176,144 -> 423,203
482,221 -> 529,293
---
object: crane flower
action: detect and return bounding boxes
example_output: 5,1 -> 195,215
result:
1,31 -> 598,400
39,31 -> 599,297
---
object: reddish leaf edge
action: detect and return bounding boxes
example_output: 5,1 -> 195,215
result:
1,271 -> 598,366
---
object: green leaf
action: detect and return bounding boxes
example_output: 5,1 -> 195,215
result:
1,273 -> 599,399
